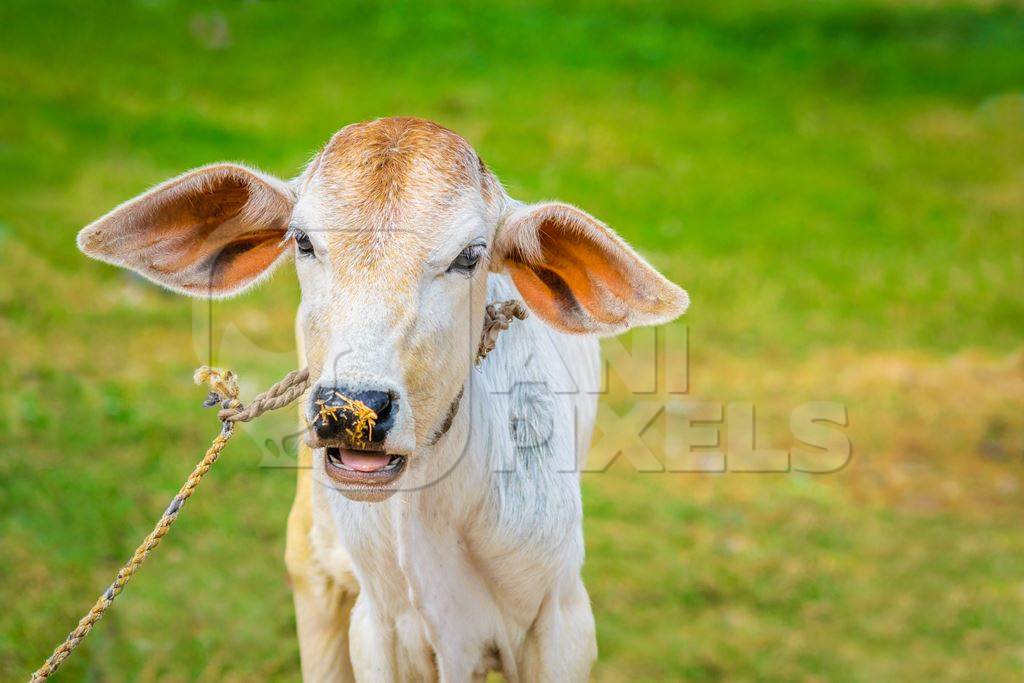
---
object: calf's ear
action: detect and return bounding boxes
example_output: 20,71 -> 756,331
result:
77,163 -> 294,297
495,202 -> 688,336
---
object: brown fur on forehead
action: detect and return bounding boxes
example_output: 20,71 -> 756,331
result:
300,118 -> 498,279
299,118 -> 500,303
312,117 -> 486,227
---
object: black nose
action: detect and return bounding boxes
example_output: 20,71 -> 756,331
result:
310,385 -> 395,444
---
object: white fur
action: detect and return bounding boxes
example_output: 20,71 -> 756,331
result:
312,275 -> 600,680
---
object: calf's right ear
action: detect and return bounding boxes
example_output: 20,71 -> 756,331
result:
494,201 -> 688,336
77,163 -> 295,298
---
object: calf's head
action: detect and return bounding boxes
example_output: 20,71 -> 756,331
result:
78,117 -> 688,500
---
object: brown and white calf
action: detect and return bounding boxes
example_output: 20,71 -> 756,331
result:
78,117 -> 688,681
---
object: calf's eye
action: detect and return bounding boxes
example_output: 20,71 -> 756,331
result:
289,228 -> 315,257
447,244 -> 484,275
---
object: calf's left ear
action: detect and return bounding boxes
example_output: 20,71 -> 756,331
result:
495,202 -> 688,336
77,163 -> 294,298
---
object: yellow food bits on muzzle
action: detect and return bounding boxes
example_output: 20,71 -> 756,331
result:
315,392 -> 378,446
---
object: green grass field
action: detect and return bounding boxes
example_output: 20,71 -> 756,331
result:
2,1 -> 1023,680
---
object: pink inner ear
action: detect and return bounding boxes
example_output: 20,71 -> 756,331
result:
138,174 -> 253,272
138,173 -> 289,294
505,215 -> 641,333
79,164 -> 293,297
187,229 -> 288,294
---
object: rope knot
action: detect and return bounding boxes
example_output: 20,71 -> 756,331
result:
477,300 -> 529,364
194,366 -> 244,430
193,366 -> 240,404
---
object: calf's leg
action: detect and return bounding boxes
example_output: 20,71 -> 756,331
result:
519,578 -> 597,682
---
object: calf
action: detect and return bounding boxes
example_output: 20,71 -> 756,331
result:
78,117 -> 688,681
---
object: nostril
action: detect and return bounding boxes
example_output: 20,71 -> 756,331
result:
374,393 -> 394,422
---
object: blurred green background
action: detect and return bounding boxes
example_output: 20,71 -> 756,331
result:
2,1 -> 1023,680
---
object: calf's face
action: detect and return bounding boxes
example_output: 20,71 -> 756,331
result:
78,117 -> 688,500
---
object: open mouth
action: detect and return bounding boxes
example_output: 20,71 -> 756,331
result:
323,446 -> 407,487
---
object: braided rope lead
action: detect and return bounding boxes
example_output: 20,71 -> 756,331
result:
28,300 -> 524,681
28,367 -> 311,682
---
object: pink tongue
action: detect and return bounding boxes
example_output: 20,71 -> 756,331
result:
340,450 -> 391,472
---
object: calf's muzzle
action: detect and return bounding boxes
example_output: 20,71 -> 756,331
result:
310,385 -> 395,445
